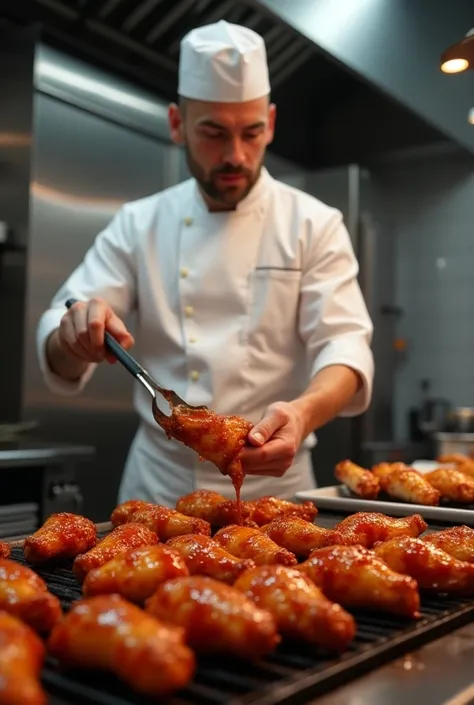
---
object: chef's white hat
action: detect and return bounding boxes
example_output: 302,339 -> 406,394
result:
178,20 -> 270,103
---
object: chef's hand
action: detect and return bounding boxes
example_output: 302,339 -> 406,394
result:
240,401 -> 305,477
59,297 -> 134,364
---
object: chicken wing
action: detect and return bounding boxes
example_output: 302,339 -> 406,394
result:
246,496 -> 318,526
373,463 -> 440,505
145,576 -> 280,659
82,544 -> 189,602
374,536 -> 474,596
24,512 -> 97,564
155,404 -> 253,517
437,453 -> 471,465
176,489 -> 255,527
0,611 -> 47,705
48,594 -> 195,697
335,459 -> 380,499
325,512 -> 427,548
166,534 -> 255,584
110,500 -> 155,527
0,558 -> 62,633
0,540 -> 11,558
234,565 -> 355,652
423,526 -> 474,563
127,505 -> 211,540
260,516 -> 333,557
213,525 -> 297,566
424,468 -> 474,503
297,545 -> 420,618
73,523 -> 158,583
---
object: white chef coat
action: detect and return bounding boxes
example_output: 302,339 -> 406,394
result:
36,167 -> 374,507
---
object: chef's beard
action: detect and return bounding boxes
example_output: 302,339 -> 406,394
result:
184,144 -> 264,209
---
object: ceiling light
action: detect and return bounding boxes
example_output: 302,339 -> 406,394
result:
440,29 -> 474,73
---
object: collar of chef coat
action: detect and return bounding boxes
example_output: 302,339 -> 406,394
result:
190,166 -> 272,218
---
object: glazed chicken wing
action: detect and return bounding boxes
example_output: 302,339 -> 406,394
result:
424,468 -> 474,503
0,540 -> 11,558
325,512 -> 427,548
48,594 -> 195,697
0,611 -> 47,705
335,459 -> 380,499
156,404 -> 253,503
234,565 -> 356,652
83,544 -> 189,602
373,463 -> 440,505
127,505 -> 211,540
423,526 -> 474,563
176,490 -> 255,527
213,525 -> 297,566
146,576 -> 279,659
0,558 -> 62,633
261,516 -> 333,557
246,496 -> 317,526
24,512 -> 97,564
374,536 -> 474,596
110,500 -> 155,527
166,534 -> 255,584
297,545 -> 420,618
73,523 -> 158,583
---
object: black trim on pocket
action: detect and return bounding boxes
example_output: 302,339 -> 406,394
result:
255,266 -> 302,272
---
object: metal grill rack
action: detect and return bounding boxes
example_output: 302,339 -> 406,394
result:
10,545 -> 474,705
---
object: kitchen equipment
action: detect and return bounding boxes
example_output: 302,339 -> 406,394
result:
65,299 -> 207,420
432,432 -> 474,460
8,528 -> 474,705
444,408 -> 474,434
416,380 -> 451,435
296,486 -> 474,526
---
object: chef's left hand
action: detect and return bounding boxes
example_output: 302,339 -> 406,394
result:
240,401 -> 305,477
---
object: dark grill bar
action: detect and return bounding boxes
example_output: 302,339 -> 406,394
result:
9,545 -> 474,705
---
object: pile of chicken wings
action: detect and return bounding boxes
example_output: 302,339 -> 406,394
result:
2,478 -> 474,704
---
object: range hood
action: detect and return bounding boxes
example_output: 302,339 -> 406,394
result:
1,0 -> 469,168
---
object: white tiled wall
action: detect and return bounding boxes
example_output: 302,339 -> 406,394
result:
373,147 -> 474,440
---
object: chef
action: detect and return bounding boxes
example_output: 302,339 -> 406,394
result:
36,20 -> 374,507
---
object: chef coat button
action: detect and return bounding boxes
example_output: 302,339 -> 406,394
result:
184,217 -> 193,226
190,370 -> 200,381
180,267 -> 189,278
184,305 -> 194,317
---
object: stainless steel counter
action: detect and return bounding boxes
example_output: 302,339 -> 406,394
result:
314,622 -> 474,705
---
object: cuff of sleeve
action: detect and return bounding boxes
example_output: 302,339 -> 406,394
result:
311,338 -> 374,417
37,308 -> 97,396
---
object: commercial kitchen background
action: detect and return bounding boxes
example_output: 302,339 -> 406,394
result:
1,0 -> 474,525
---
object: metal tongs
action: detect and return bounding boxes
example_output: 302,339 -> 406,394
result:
65,299 -> 208,422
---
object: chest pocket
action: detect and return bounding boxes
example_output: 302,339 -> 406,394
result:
244,268 -> 302,351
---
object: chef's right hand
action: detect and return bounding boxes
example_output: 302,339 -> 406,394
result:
59,297 -> 134,364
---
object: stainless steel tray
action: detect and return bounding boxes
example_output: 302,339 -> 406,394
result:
295,485 -> 474,525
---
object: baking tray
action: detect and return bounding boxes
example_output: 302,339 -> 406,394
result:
295,485 -> 474,525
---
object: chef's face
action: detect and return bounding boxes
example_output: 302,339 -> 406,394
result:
169,96 -> 276,210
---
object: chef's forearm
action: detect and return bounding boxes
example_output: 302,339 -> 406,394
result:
290,365 -> 362,439
45,328 -> 89,381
